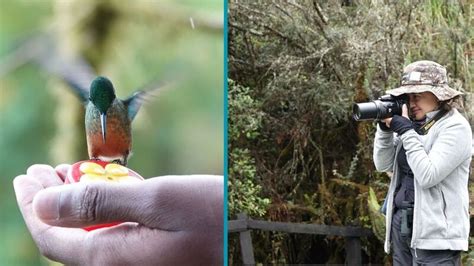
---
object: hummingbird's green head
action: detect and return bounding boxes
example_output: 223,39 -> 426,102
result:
90,76 -> 116,114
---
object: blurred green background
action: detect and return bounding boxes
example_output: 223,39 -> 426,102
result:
0,0 -> 223,264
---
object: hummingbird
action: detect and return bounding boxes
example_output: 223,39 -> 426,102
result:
56,72 -> 161,166
85,76 -> 149,166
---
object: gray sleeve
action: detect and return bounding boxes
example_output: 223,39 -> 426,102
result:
401,122 -> 472,189
373,124 -> 397,172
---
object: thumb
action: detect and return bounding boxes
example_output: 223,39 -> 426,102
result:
402,104 -> 409,118
32,182 -> 149,228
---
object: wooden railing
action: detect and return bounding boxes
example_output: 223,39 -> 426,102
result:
228,213 -> 373,265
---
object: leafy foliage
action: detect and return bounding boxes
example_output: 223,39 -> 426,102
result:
228,79 -> 270,217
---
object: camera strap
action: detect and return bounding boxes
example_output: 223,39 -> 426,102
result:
416,109 -> 448,135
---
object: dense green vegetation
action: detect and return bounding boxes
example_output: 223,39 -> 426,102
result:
228,1 -> 473,264
0,1 -> 223,264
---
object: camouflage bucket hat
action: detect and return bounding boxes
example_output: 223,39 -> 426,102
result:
386,60 -> 462,101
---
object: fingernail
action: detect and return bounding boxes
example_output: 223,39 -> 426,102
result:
33,188 -> 61,221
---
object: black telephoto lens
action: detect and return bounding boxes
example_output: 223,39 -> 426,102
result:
352,102 -> 379,121
352,95 -> 406,121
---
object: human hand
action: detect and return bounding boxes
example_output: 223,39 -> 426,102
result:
381,104 -> 410,128
382,104 -> 413,135
13,164 -> 223,265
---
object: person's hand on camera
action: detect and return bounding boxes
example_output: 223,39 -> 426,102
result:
381,104 -> 413,135
13,164 -> 223,266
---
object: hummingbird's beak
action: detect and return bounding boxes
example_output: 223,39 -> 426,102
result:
100,113 -> 107,143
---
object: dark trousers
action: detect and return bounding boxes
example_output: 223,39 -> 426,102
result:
391,210 -> 461,266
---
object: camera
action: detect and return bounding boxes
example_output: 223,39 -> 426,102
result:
352,94 -> 407,121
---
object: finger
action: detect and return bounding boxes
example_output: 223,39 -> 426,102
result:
27,164 -> 63,188
34,176 -> 223,232
33,181 -> 148,228
402,104 -> 409,118
55,164 -> 71,181
13,174 -> 88,264
383,118 -> 392,128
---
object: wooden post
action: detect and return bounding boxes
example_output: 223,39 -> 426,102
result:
345,237 -> 362,266
237,213 -> 255,265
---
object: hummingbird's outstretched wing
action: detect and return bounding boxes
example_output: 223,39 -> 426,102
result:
124,80 -> 172,121
123,90 -> 150,121
39,49 -> 95,103
0,33 -> 47,78
0,31 -> 95,103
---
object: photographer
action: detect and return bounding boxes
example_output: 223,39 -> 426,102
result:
372,61 -> 471,265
